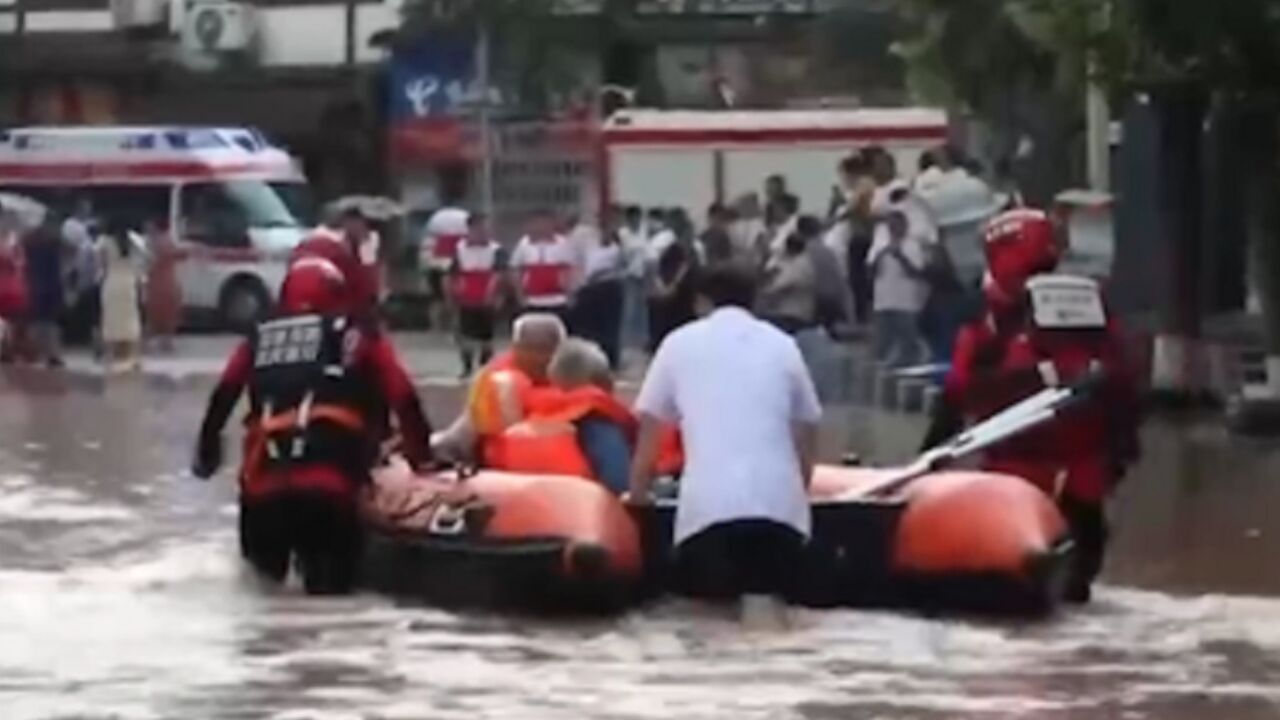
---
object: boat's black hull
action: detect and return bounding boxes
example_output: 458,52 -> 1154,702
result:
361,530 -> 638,615
631,501 -> 1072,617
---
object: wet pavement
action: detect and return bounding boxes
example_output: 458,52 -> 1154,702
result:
1,353 -> 1280,719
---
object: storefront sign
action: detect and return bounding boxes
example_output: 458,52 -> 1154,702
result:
635,0 -> 820,14
388,35 -> 479,164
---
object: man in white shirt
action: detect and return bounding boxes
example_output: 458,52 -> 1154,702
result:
629,262 -> 822,621
867,209 -> 931,367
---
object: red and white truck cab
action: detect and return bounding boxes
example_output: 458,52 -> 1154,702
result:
0,125 -> 315,327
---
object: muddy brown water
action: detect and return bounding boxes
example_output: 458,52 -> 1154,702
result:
1,370 -> 1279,719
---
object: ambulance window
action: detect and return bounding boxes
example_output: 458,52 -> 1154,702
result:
179,183 -> 249,246
165,130 -> 226,151
87,187 -> 170,232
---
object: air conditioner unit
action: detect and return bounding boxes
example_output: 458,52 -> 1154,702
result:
110,0 -> 168,28
180,0 -> 257,53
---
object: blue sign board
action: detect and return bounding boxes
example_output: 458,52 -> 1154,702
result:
388,35 -> 477,124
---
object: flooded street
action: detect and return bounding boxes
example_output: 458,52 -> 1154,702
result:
2,371 -> 1280,719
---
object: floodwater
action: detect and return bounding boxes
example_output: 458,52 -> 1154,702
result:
2,370 -> 1280,719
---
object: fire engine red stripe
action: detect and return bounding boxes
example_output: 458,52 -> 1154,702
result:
0,161 -> 294,183
602,126 -> 948,146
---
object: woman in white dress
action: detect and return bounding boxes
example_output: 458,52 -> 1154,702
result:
98,220 -> 143,372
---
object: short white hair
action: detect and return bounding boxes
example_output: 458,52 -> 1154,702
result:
512,313 -> 567,349
548,338 -> 611,388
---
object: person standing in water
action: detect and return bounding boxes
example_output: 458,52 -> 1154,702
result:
925,208 -> 1141,604
193,256 -> 433,595
630,262 -> 821,629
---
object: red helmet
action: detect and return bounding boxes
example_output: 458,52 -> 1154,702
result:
982,208 -> 1060,311
279,256 -> 348,315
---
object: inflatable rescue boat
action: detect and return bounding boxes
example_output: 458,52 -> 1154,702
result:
360,459 -> 1070,615
634,466 -> 1072,615
359,379 -> 1093,615
360,459 -> 642,613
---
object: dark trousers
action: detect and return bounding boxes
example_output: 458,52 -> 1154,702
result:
1059,496 -> 1108,601
673,519 -> 805,601
574,280 -> 624,368
848,235 -> 873,325
647,298 -> 695,353
63,285 -> 101,348
239,492 -> 364,595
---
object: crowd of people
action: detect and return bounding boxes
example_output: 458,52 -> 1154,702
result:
0,197 -> 183,372
423,143 -> 1004,393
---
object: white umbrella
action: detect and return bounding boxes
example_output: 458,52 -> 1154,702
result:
0,192 -> 48,231
326,195 -> 406,223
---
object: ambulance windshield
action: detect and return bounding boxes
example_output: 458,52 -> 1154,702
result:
193,180 -> 316,230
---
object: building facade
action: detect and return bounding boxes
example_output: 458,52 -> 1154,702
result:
1,0 -> 402,198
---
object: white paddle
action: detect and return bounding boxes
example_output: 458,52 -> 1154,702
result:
843,365 -> 1106,500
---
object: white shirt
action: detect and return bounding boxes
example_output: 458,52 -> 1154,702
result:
422,207 -> 469,270
582,242 -> 623,284
566,222 -> 599,288
730,217 -> 766,258
646,228 -> 677,265
509,234 -> 576,307
619,226 -> 648,279
635,307 -> 823,543
913,166 -> 948,193
767,214 -> 800,255
868,232 -> 930,313
872,179 -> 938,242
823,209 -> 853,280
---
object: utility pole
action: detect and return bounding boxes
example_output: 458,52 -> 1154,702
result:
1085,0 -> 1112,191
1085,71 -> 1110,191
476,22 -> 495,221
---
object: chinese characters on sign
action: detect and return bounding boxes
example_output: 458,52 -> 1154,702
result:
255,319 -> 324,368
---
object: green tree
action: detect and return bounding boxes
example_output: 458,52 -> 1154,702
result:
889,0 -> 1106,203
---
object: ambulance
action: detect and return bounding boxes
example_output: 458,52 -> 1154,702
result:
0,126 -> 315,327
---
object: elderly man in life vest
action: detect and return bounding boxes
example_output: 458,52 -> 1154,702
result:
430,313 -> 567,463
484,338 -> 636,492
923,207 -> 1141,604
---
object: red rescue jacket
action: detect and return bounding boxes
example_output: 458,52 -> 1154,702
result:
946,310 -> 1140,503
198,325 -> 432,504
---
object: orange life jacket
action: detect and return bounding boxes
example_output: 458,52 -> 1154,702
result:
655,424 -> 685,477
467,351 -> 534,437
485,386 -> 636,482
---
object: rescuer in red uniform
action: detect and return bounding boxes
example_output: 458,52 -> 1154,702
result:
290,212 -> 380,326
192,256 -> 433,595
924,207 -> 1141,603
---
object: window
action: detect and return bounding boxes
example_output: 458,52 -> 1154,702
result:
165,130 -> 228,151
178,180 -> 314,246
264,181 -> 316,227
86,186 -> 171,232
179,183 -> 250,247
